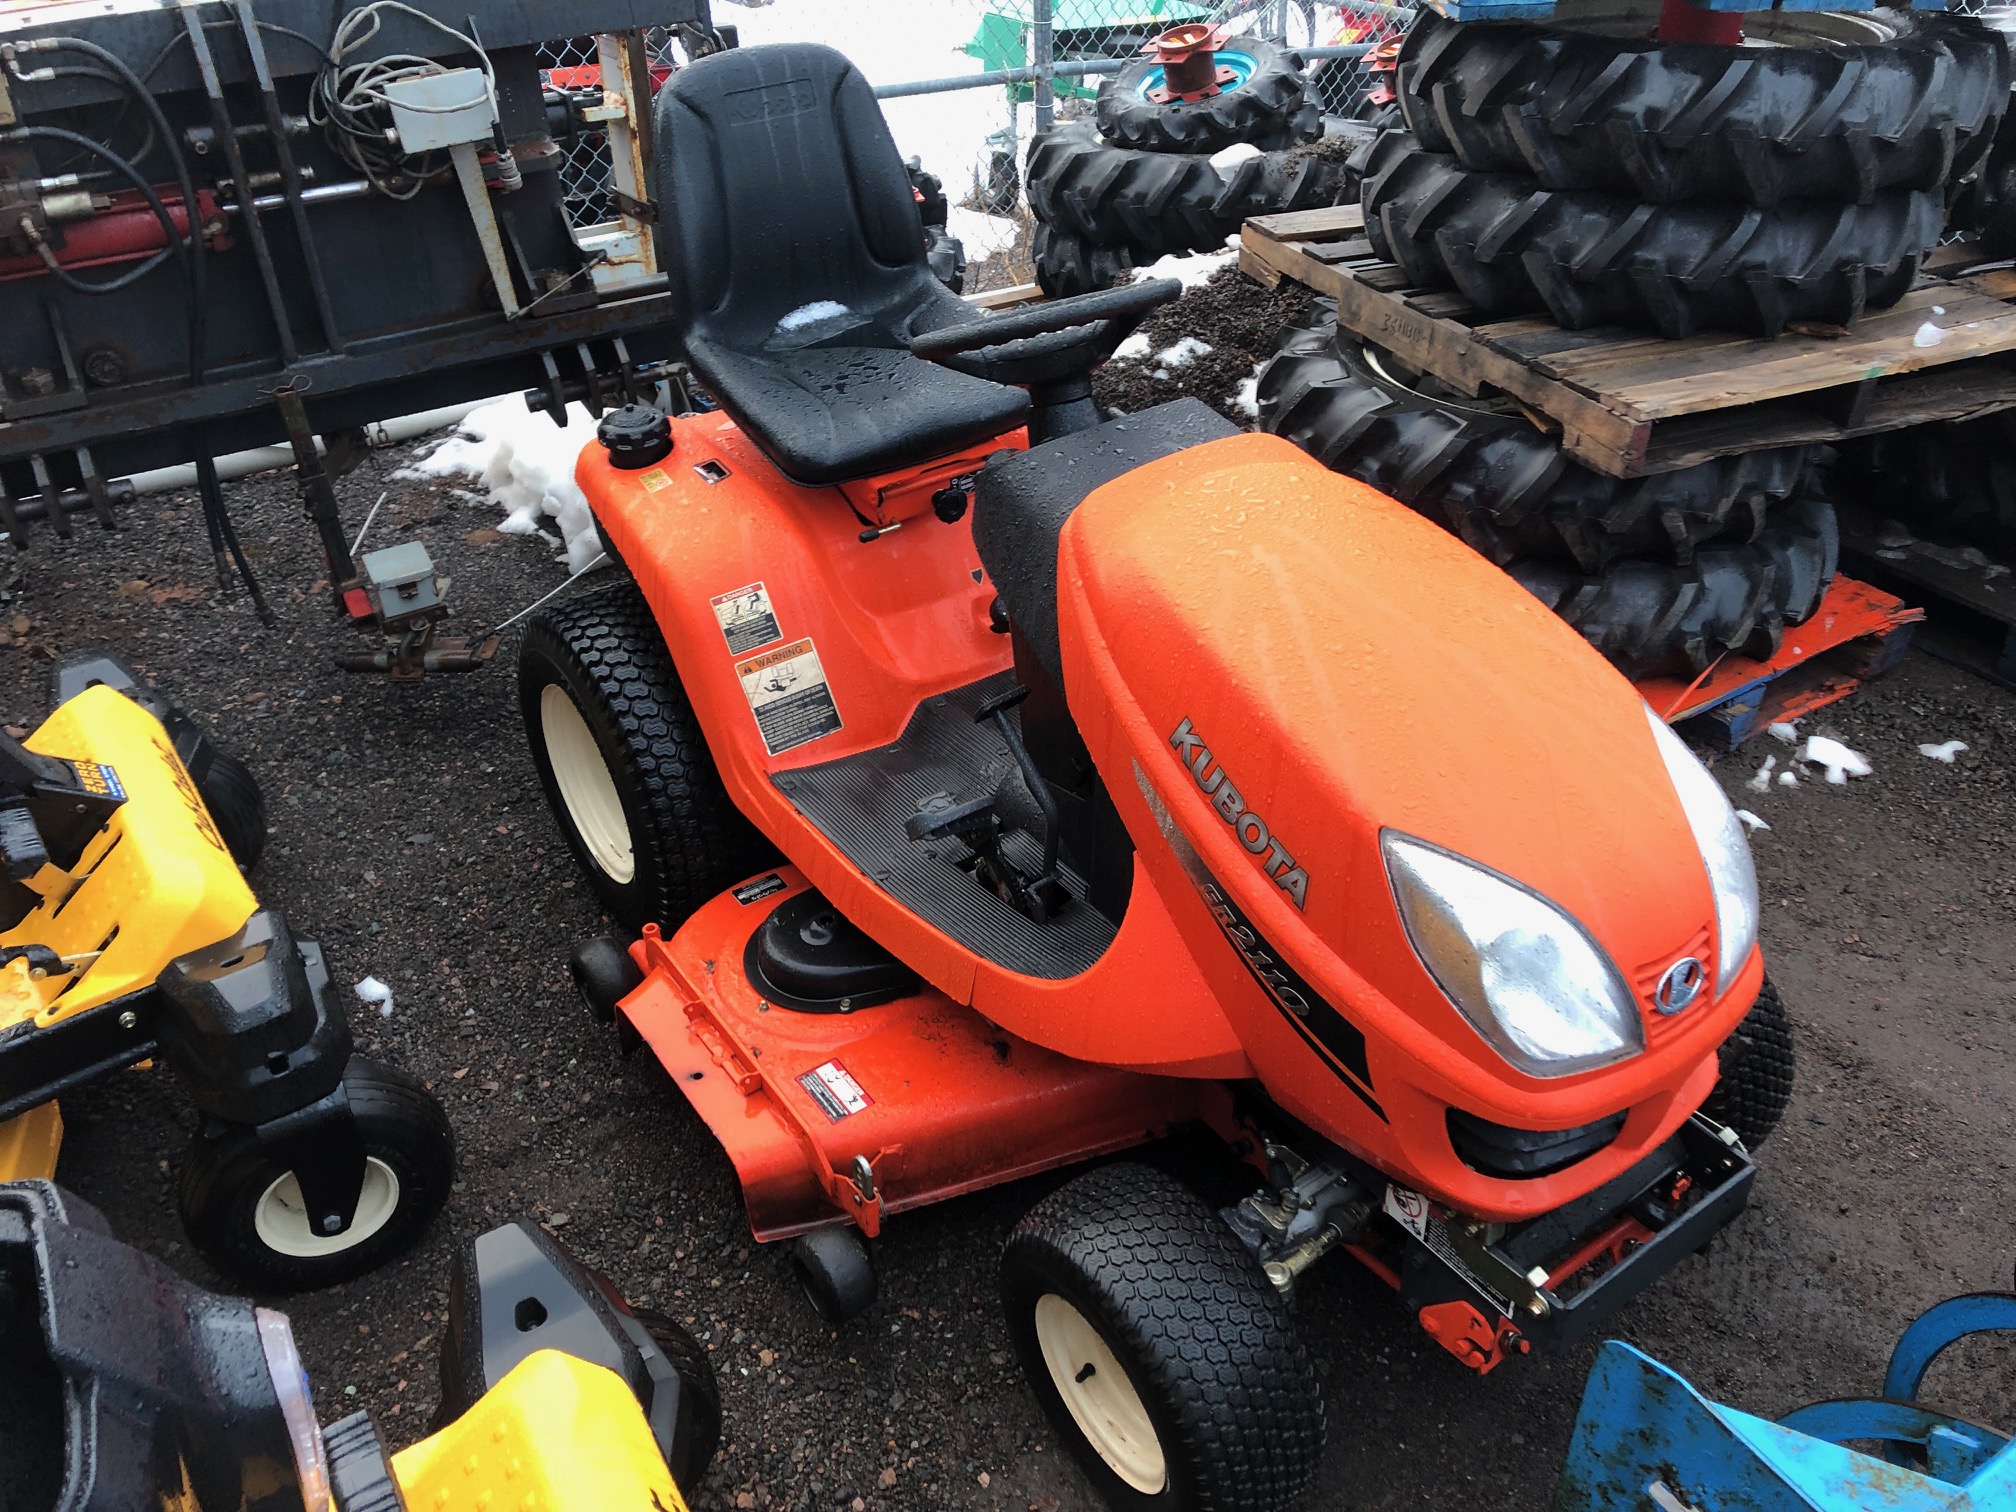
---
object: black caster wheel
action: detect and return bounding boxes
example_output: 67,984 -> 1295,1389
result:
570,936 -> 642,1024
791,1226 -> 876,1324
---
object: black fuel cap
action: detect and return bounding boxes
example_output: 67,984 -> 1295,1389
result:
597,404 -> 673,469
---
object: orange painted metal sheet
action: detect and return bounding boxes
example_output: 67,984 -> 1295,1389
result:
618,867 -> 1215,1241
1638,576 -> 1923,725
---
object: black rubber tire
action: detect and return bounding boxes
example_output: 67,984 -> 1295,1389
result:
1033,222 -> 1136,297
791,1226 -> 876,1324
1257,316 -> 1818,571
196,747 -> 267,870
1096,36 -> 1319,154
632,1306 -> 723,1489
1508,494 -> 1840,678
1000,1163 -> 1323,1512
1397,9 -> 2011,207
1699,977 -> 1795,1151
569,936 -> 643,1024
1029,119 -> 1348,258
519,579 -> 775,935
925,223 -> 967,294
176,1057 -> 454,1292
1831,414 -> 2016,555
1361,131 -> 1942,338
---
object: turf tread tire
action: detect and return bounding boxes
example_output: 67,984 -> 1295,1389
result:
1000,1162 -> 1323,1512
1029,120 -> 1348,258
1397,10 -> 2011,206
197,748 -> 267,871
1257,316 -> 1817,570
1508,495 -> 1839,677
1699,977 -> 1794,1151
1096,37 -> 1320,154
1361,131 -> 1941,337
519,579 -> 775,935
176,1057 -> 454,1292
632,1307 -> 723,1489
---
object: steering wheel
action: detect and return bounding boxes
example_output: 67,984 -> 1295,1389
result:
908,278 -> 1183,387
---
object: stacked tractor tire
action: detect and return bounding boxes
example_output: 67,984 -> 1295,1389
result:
1027,34 -> 1351,297
1259,3 -> 2013,679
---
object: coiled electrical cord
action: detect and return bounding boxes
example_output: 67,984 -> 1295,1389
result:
309,1 -> 497,199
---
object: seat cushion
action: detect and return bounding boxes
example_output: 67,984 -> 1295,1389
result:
686,335 -> 1028,488
972,398 -> 1240,688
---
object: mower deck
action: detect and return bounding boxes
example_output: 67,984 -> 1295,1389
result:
619,868 -> 1214,1240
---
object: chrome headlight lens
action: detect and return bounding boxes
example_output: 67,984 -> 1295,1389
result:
1645,709 -> 1759,994
1384,833 -> 1642,1078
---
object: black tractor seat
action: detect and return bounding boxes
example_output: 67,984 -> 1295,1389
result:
654,44 -> 1029,486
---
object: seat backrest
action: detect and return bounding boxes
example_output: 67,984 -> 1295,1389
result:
653,43 -> 936,352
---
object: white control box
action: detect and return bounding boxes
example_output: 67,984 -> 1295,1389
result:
382,68 -> 495,153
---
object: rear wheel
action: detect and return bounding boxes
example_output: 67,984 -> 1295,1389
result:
519,580 -> 774,934
176,1058 -> 454,1292
632,1307 -> 723,1488
1096,36 -> 1319,154
1701,977 -> 1795,1151
196,748 -> 266,870
1000,1163 -> 1324,1512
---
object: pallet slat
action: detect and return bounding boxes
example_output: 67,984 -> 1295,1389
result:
1241,213 -> 2016,478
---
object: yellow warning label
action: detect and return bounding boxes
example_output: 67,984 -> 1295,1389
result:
639,467 -> 673,493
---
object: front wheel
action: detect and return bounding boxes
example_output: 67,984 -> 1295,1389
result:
1000,1163 -> 1324,1512
176,1057 -> 454,1291
1700,976 -> 1795,1151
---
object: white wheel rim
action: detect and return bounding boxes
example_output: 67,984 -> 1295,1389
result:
540,683 -> 636,884
254,1157 -> 402,1259
1034,1293 -> 1168,1494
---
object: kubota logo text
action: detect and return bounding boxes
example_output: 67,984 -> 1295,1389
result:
1169,717 -> 1308,910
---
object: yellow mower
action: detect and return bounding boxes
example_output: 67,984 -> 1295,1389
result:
0,656 -> 452,1289
1,1178 -> 718,1510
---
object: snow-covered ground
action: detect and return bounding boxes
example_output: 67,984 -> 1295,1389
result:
401,395 -> 606,572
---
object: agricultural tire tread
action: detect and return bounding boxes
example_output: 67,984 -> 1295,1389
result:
1033,223 -> 1136,297
1096,36 -> 1320,154
1700,977 -> 1795,1151
1029,119 -> 1348,259
1000,1162 -> 1324,1511
1257,315 -> 1818,571
1830,414 -> 2016,555
1361,131 -> 1941,337
1396,9 -> 2010,206
519,579 -> 775,934
1507,494 -> 1840,678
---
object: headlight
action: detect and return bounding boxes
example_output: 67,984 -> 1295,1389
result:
1645,709 -> 1759,994
1384,833 -> 1642,1078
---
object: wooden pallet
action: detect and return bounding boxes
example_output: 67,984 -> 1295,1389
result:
1837,503 -> 2016,686
1638,578 -> 1922,749
1240,206 -> 2016,480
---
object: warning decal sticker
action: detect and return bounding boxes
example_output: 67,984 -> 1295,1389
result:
735,637 -> 841,755
732,872 -> 788,905
639,467 -> 674,494
798,1059 -> 873,1122
710,582 -> 782,654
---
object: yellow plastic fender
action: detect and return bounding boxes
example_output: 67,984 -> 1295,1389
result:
391,1349 -> 691,1511
0,684 -> 257,1178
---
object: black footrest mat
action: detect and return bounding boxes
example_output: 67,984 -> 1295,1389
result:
770,673 -> 1118,981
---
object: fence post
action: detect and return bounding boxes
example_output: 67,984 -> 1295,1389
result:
1032,0 -> 1054,135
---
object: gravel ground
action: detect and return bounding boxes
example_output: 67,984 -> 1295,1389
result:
6,359 -> 2016,1511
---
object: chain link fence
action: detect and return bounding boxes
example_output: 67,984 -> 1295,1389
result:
538,2 -> 1414,288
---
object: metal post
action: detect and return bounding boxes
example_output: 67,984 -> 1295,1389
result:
1031,0 -> 1054,136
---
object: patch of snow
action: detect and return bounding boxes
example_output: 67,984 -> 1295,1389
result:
1155,336 -> 1213,369
1914,321 -> 1944,348
1747,755 -> 1776,792
1919,740 -> 1968,763
402,392 -> 606,573
776,299 -> 850,333
1112,331 -> 1153,361
1209,141 -> 1264,171
1803,735 -> 1872,785
1767,720 -> 1800,744
946,206 -> 1019,261
1229,373 -> 1260,419
1778,770 -> 1798,788
1735,810 -> 1770,832
1934,305 -> 1947,315
1134,245 -> 1239,291
354,976 -> 395,1019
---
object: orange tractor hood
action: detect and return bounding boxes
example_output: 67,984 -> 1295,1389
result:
1056,432 -> 1728,1104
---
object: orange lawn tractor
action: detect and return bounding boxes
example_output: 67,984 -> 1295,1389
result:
518,41 -> 1795,1512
